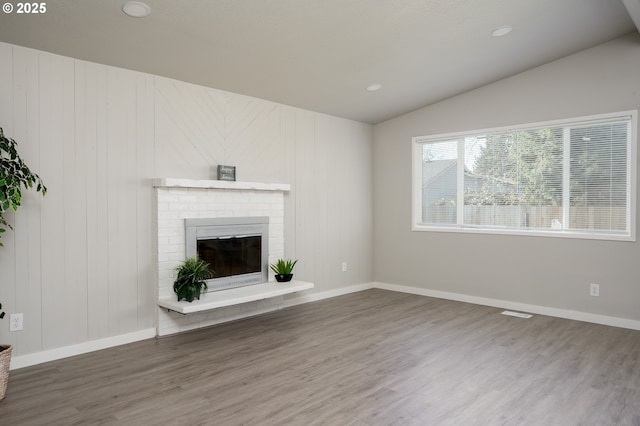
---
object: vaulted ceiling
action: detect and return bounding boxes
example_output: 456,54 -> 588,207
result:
0,0 -> 638,124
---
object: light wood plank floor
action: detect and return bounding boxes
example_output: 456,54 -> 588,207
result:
1,289 -> 639,425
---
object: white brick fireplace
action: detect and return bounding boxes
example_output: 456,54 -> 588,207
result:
154,178 -> 291,336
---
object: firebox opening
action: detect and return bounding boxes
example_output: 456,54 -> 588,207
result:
197,235 -> 262,279
185,217 -> 269,292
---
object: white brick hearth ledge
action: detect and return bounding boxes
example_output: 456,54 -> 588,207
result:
153,178 -> 291,192
158,280 -> 314,314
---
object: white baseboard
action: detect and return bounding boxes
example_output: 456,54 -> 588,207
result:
10,328 -> 157,370
283,282 -> 374,308
372,281 -> 640,331
8,283 -> 372,369
11,280 -> 640,370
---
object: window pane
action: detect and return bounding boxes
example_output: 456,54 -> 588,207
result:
413,112 -> 633,239
421,141 -> 457,224
570,122 -> 628,231
463,129 -> 563,229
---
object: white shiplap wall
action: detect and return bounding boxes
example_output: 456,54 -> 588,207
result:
0,42 -> 373,361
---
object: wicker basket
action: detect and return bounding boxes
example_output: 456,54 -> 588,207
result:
0,344 -> 12,402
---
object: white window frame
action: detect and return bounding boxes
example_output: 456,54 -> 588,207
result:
412,110 -> 637,241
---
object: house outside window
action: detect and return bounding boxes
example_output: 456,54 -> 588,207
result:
412,111 -> 637,241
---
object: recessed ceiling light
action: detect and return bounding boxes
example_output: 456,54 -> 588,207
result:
122,1 -> 151,18
366,83 -> 382,92
491,25 -> 513,37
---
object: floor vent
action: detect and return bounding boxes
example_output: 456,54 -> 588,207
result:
501,310 -> 533,319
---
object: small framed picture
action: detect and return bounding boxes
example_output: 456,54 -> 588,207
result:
217,165 -> 236,181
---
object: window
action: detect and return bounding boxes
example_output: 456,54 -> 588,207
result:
412,111 -> 637,240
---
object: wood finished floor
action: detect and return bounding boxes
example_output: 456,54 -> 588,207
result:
1,289 -> 640,425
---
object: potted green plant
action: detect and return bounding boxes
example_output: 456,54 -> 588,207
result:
173,256 -> 212,302
270,258 -> 298,282
0,303 -> 8,401
0,341 -> 11,402
1,127 -> 47,246
0,303 -> 9,400
1,127 -> 47,402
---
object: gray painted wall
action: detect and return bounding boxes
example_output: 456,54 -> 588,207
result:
0,42 -> 373,357
373,33 -> 640,321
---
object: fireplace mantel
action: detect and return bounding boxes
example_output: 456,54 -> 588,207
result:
153,178 -> 290,192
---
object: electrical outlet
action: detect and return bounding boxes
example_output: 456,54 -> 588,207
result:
9,313 -> 23,332
342,262 -> 347,272
590,283 -> 600,297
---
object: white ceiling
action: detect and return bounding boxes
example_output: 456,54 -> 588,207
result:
0,0 -> 637,124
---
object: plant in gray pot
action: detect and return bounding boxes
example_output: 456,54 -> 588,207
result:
270,258 -> 298,282
0,127 -> 47,402
173,256 -> 212,302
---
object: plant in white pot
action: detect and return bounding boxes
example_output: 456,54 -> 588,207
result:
0,127 -> 47,401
